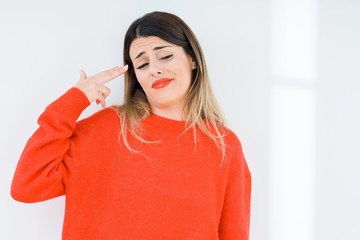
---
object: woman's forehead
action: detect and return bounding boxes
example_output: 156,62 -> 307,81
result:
129,36 -> 176,59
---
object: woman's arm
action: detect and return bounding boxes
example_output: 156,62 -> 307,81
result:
218,134 -> 252,240
11,66 -> 127,203
10,87 -> 90,203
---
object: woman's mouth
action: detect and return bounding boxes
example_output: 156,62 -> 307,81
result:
151,78 -> 173,89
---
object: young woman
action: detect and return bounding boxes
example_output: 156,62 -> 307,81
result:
11,11 -> 252,240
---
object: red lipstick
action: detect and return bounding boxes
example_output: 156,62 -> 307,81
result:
151,78 -> 173,89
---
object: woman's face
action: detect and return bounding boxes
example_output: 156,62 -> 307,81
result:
129,36 -> 195,117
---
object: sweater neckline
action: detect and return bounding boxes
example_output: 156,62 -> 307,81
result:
144,113 -> 197,132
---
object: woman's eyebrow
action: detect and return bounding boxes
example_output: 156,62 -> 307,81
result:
134,46 -> 172,60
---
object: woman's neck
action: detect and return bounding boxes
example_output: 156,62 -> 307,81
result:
150,105 -> 189,121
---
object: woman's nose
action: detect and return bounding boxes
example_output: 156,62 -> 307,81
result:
149,61 -> 163,76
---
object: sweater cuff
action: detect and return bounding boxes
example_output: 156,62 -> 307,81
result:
46,87 -> 91,122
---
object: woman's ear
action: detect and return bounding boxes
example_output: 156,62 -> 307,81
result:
192,59 -> 197,69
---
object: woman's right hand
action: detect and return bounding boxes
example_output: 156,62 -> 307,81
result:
74,65 -> 128,108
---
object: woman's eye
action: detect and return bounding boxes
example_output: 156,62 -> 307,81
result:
161,54 -> 173,60
137,63 -> 148,69
136,55 -> 173,70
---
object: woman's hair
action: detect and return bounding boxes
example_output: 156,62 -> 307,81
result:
111,11 -> 229,167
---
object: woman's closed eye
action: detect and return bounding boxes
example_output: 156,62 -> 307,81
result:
137,54 -> 173,69
161,54 -> 173,60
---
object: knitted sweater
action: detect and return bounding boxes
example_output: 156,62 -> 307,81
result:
11,87 -> 252,240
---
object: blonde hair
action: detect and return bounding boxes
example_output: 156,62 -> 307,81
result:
111,11 -> 229,168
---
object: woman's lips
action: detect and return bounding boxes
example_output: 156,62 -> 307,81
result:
151,78 -> 173,89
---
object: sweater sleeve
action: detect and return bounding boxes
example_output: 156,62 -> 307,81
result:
218,133 -> 252,240
10,87 -> 91,203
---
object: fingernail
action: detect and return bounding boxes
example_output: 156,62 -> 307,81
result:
116,64 -> 128,70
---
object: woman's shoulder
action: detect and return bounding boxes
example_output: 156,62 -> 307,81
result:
203,121 -> 240,143
222,126 -> 242,146
75,105 -> 121,130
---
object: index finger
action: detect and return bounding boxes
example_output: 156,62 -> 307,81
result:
96,65 -> 129,84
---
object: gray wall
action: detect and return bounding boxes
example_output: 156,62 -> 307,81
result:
316,0 -> 360,239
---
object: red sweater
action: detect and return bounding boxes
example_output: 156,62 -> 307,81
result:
11,87 -> 252,240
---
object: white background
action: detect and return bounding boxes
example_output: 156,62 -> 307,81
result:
1,0 -> 359,239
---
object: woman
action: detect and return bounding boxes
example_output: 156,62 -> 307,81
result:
11,11 -> 252,240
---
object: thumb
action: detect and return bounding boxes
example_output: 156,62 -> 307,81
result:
79,69 -> 87,80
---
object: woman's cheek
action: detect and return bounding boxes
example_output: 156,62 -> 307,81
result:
135,72 -> 144,84
137,75 -> 149,89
